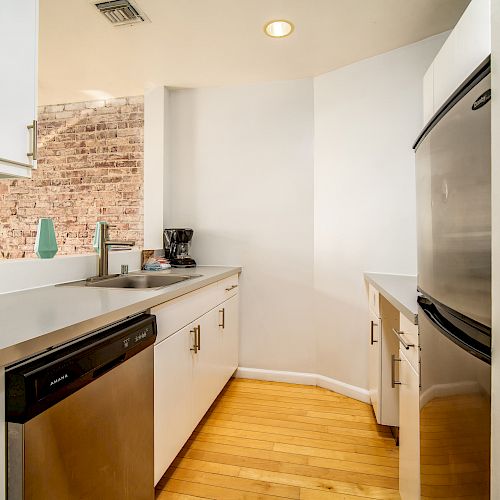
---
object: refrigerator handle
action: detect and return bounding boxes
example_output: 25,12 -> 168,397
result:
417,297 -> 490,364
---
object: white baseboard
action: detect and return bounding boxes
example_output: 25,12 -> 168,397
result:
235,367 -> 317,386
234,367 -> 370,404
315,374 -> 370,403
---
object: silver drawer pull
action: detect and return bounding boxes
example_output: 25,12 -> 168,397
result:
370,320 -> 378,345
391,354 -> 402,388
27,120 -> 38,161
190,328 -> 198,353
225,284 -> 238,291
219,308 -> 225,329
392,328 -> 415,350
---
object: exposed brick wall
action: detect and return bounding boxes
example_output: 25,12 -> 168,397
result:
0,96 -> 144,259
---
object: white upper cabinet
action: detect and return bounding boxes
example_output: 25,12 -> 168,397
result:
423,0 -> 491,124
0,0 -> 38,178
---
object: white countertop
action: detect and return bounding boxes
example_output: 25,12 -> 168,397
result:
364,272 -> 418,324
0,266 -> 240,366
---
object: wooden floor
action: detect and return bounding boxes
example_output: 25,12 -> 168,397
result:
155,378 -> 400,500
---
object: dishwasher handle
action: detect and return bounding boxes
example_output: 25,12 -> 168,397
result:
93,354 -> 127,378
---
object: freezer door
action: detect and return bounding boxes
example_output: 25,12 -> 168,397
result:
418,302 -> 490,499
415,71 -> 491,326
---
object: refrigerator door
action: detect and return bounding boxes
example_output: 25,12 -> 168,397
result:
415,66 -> 491,327
418,297 -> 490,499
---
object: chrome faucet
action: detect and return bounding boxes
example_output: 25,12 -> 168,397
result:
97,222 -> 135,278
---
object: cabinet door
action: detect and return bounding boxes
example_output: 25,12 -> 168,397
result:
218,294 -> 239,384
154,324 -> 196,485
368,309 -> 382,422
191,309 -> 222,426
0,0 -> 38,177
399,350 -> 420,500
432,0 -> 490,113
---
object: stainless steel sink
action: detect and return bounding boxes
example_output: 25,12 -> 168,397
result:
88,274 -> 192,289
59,273 -> 201,289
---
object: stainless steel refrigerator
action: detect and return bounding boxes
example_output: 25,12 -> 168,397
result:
414,58 -> 491,499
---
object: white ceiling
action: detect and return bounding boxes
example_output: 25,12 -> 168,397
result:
39,0 -> 470,105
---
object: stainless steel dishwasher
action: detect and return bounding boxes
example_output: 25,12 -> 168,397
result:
6,313 -> 157,500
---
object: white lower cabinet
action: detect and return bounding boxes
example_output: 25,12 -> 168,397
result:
219,294 -> 239,384
191,307 -> 223,426
398,348 -> 420,500
368,295 -> 400,427
153,288 -> 239,485
368,308 -> 382,421
154,323 -> 195,484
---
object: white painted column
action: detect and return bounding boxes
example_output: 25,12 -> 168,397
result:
490,0 -> 500,495
144,86 -> 170,249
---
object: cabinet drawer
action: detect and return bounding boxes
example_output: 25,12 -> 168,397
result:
152,274 -> 239,344
395,313 -> 419,373
398,348 -> 420,500
368,284 -> 380,317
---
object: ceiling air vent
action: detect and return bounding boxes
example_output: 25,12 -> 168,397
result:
94,0 -> 149,26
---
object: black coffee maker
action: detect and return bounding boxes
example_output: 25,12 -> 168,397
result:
163,228 -> 197,268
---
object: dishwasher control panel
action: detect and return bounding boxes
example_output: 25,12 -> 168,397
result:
6,314 -> 157,423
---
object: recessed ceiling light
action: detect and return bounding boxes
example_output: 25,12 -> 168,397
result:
264,20 -> 294,38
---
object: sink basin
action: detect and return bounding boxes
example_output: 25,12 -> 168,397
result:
87,274 -> 193,289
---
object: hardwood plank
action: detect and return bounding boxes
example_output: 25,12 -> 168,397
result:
157,456 -> 241,489
156,491 -> 209,500
226,384 -> 368,408
308,456 -> 397,478
177,448 -> 399,490
196,425 -> 398,459
238,467 -> 400,499
223,387 -> 370,410
198,418 -> 396,450
203,412 -> 392,440
273,443 -> 399,470
164,469 -> 301,499
299,488 -> 374,499
223,382 -> 368,405
209,406 -> 384,432
157,379 -> 399,500
193,430 -> 274,451
162,479 -> 292,500
216,395 -> 376,417
217,396 -> 374,417
229,380 -> 366,405
183,439 -> 310,466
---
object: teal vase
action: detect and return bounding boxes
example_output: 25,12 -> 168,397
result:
35,218 -> 58,259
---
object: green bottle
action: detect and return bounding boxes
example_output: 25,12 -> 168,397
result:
34,218 -> 58,259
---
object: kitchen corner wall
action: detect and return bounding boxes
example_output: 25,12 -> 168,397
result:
0,96 -> 144,259
158,34 -> 447,393
314,33 -> 448,390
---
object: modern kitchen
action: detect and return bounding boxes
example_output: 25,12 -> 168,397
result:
1,0 -> 500,499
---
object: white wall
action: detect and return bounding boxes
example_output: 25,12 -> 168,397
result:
313,34 -> 447,389
164,35 -> 446,393
144,86 -> 169,249
490,0 -> 499,494
168,79 -> 316,373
